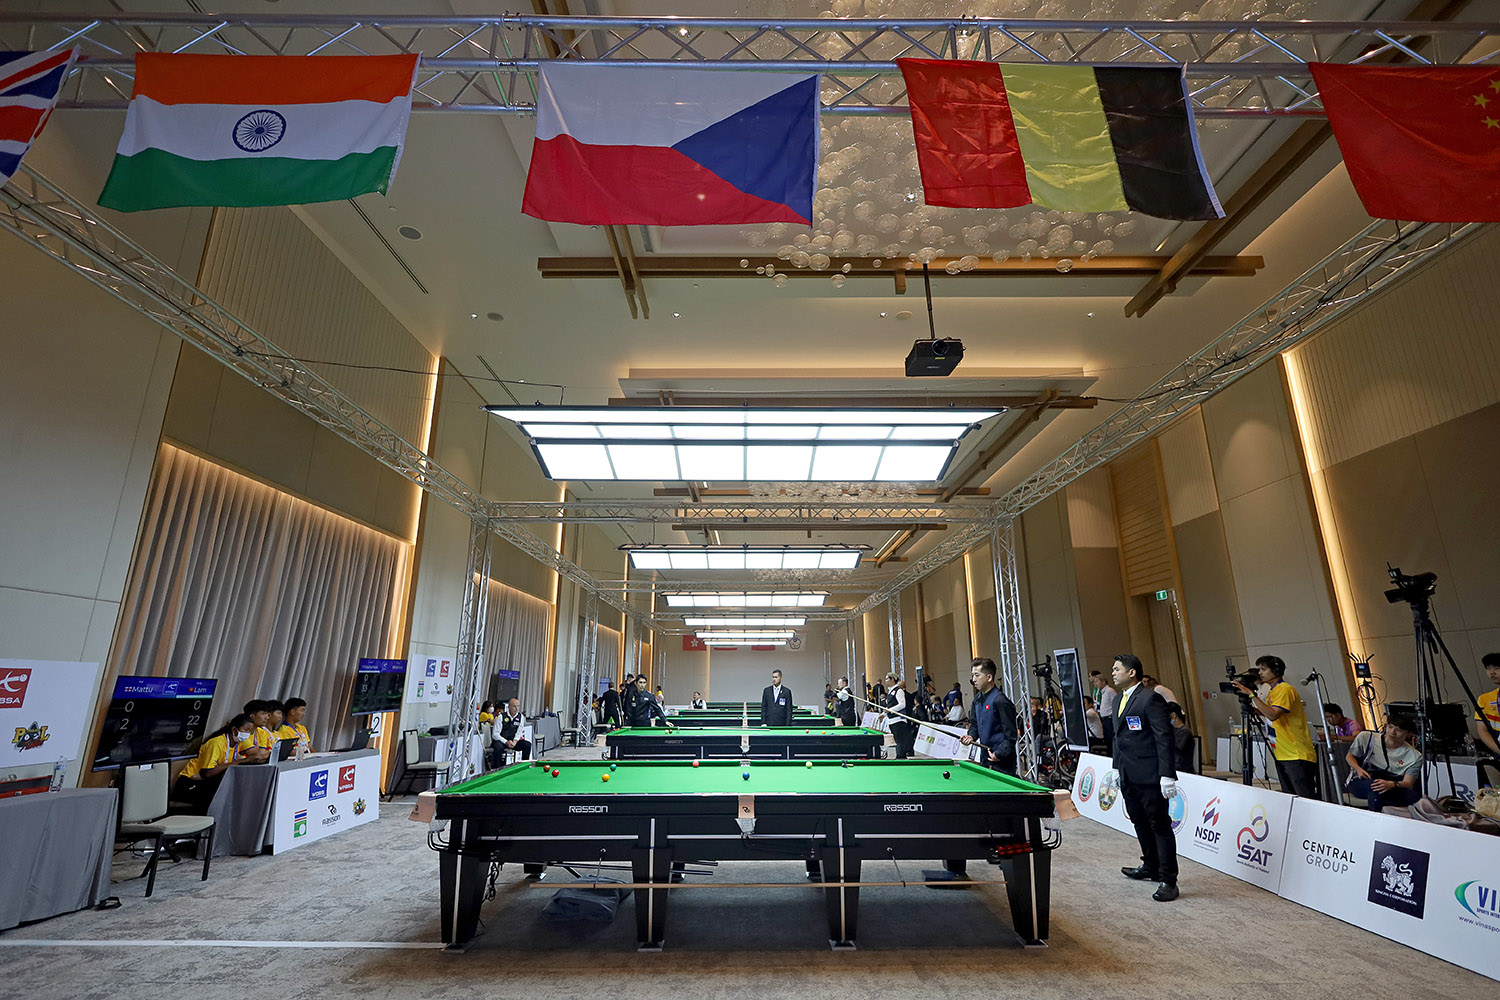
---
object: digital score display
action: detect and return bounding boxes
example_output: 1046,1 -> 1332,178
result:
93,675 -> 217,770
351,658 -> 406,715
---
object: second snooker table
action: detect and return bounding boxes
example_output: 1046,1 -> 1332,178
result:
604,726 -> 885,760
433,758 -> 1054,951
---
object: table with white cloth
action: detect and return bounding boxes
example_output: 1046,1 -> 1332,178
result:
0,788 -> 118,930
207,749 -> 380,856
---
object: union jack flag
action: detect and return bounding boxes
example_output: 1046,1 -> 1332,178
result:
0,49 -> 79,187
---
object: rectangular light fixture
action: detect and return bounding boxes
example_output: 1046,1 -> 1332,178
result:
624,544 -> 865,571
486,406 -> 1001,482
682,617 -> 807,627
663,592 -> 827,608
703,639 -> 788,646
695,630 -> 796,640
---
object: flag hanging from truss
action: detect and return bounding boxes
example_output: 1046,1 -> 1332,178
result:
99,53 -> 418,211
898,59 -> 1224,221
0,48 -> 80,188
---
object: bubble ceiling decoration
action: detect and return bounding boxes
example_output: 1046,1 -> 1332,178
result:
732,0 -> 1317,281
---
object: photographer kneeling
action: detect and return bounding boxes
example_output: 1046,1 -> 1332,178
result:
1345,715 -> 1423,811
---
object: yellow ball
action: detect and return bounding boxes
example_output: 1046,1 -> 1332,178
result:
601,773 -> 611,782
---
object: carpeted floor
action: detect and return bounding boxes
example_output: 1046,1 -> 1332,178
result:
1,746 -> 1490,999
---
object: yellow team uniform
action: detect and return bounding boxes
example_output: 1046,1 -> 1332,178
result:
252,726 -> 276,752
275,722 -> 313,753
1266,681 -> 1316,762
178,733 -> 235,779
1477,687 -> 1499,731
478,712 -> 495,725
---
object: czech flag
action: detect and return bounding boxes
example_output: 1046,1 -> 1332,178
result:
521,64 -> 819,227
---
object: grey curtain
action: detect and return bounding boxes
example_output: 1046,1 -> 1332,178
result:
109,444 -> 409,749
481,580 -> 551,713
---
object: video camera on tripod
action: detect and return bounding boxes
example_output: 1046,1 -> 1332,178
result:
1219,662 -> 1259,698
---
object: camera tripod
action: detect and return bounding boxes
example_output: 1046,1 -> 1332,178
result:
1386,568 -> 1496,798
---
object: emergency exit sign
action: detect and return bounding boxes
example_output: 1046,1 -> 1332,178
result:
1154,590 -> 1170,601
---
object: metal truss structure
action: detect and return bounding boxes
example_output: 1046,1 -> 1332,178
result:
4,13 -> 1498,117
576,591 -> 600,747
445,517 -> 492,786
475,499 -> 999,525
888,597 -> 905,682
990,523 -> 1037,782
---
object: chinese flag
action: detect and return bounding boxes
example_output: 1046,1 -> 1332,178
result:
1310,63 -> 1500,222
682,635 -> 707,652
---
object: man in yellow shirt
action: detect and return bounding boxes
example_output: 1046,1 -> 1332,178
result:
277,697 -> 314,754
1232,654 -> 1319,798
1475,653 -> 1499,757
241,700 -> 273,763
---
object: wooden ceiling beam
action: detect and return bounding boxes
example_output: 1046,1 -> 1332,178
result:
539,253 -> 1262,282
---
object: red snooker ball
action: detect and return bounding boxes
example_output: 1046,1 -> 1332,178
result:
551,769 -> 560,777
691,760 -> 700,767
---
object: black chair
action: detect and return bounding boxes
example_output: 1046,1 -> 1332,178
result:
114,763 -> 214,897
387,730 -> 446,797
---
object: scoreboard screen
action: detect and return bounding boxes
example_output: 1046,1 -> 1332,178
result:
93,675 -> 217,770
351,658 -> 406,715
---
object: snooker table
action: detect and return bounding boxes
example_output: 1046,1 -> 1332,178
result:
433,758 -> 1054,951
605,726 -> 885,760
665,711 -> 836,729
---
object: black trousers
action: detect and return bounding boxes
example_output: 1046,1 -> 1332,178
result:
1121,775 -> 1178,884
492,737 -> 532,763
889,721 -> 916,759
1099,719 -> 1115,754
1274,757 -> 1320,799
172,774 -> 223,814
1345,777 -> 1420,811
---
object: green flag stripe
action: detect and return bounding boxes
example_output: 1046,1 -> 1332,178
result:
99,146 -> 398,212
1000,64 -> 1128,213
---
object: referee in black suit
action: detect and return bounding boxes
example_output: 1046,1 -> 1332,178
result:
760,670 -> 794,727
1108,654 -> 1180,902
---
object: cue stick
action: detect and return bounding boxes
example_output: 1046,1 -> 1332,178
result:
525,879 -> 996,890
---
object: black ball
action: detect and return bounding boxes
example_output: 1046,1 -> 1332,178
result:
943,770 -> 951,779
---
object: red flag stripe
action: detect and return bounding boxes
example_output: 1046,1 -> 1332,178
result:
0,49 -> 75,93
898,58 -> 1031,209
0,104 -> 46,143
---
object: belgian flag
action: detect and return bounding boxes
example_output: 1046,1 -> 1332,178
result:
898,59 -> 1224,221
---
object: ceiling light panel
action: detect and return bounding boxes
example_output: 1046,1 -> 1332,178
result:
683,617 -> 807,627
695,630 -> 795,639
488,407 -> 1001,482
700,639 -> 788,646
626,546 -> 865,571
663,592 -> 828,608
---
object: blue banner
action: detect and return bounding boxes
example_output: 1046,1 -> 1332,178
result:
111,675 -> 216,699
357,658 -> 407,674
497,669 -> 521,680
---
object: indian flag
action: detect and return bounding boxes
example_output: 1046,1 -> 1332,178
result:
99,53 -> 418,212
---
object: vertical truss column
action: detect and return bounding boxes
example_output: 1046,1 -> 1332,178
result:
845,625 -> 858,692
888,596 -> 905,682
823,630 -> 832,693
576,591 -> 600,747
446,517 -> 492,786
990,521 -> 1037,782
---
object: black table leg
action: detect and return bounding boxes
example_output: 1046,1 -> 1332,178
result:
439,839 -> 488,949
820,818 -> 860,949
998,847 -> 1051,946
631,822 -> 672,950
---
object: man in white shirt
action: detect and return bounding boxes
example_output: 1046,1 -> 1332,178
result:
1092,669 -> 1118,752
1145,675 -> 1178,706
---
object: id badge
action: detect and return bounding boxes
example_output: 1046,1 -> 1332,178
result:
1126,716 -> 1143,731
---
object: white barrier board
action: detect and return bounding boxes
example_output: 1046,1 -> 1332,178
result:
1280,798 -> 1499,982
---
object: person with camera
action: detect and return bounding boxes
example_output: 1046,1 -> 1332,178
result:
1106,654 -> 1180,902
1344,715 -> 1423,811
1230,654 -> 1319,799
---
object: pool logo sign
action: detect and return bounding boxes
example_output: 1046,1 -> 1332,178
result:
1077,766 -> 1096,802
1454,880 -> 1500,933
293,809 -> 308,838
1235,804 -> 1274,872
0,668 -> 32,709
1193,797 -> 1223,853
11,721 -> 50,752
309,768 -> 329,800
1096,779 -> 1118,812
338,764 -> 356,794
1367,840 -> 1429,918
353,798 -> 367,816
1167,790 -> 1187,832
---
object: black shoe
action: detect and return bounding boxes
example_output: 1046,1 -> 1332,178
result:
1152,883 -> 1180,902
1121,865 -> 1158,881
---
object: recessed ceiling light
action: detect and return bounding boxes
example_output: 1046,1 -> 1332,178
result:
469,313 -> 478,319
672,312 -> 681,318
896,310 -> 913,321
487,312 -> 504,322
397,225 -> 422,240
879,311 -> 887,318
1087,311 -> 1096,318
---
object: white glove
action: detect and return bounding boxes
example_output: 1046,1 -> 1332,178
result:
1160,777 -> 1178,799
836,688 -> 850,701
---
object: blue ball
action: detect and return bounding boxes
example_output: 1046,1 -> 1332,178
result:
742,771 -> 750,780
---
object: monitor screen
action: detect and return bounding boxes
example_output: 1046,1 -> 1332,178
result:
351,658 -> 406,715
93,675 -> 217,770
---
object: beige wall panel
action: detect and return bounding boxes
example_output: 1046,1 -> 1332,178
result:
1025,550 -> 1081,666
1219,477 -> 1339,649
1413,404 -> 1500,633
1066,468 -> 1117,549
863,606 -> 891,680
1290,225 -> 1500,472
1173,512 -> 1248,670
0,589 -> 96,661
1022,490 -> 1067,561
1109,444 -> 1175,596
197,207 -> 433,446
1072,547 -> 1132,677
705,646 -> 824,706
303,427 -> 389,530
924,613 -> 961,690
1157,408 -> 1220,526
481,423 -> 557,504
159,349 -> 223,454
1201,364 -> 1301,504
663,647 -> 709,703
405,501 -> 472,673
1323,436 -> 1463,641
